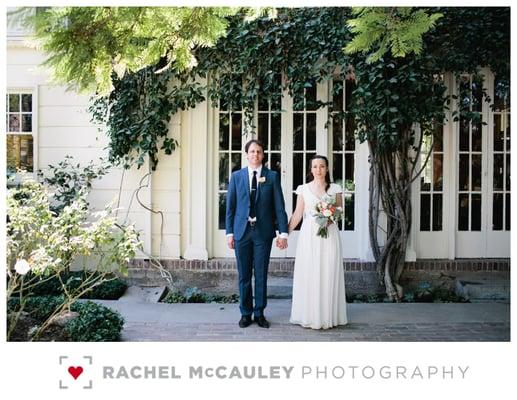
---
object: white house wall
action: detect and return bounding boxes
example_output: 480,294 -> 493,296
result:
7,43 -> 160,257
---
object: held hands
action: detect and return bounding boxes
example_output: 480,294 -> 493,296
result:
276,237 -> 288,250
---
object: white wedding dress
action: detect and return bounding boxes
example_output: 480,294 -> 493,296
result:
290,183 -> 348,329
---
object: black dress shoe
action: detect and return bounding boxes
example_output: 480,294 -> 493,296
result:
255,316 -> 270,329
239,315 -> 252,328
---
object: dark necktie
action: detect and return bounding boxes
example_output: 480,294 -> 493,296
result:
250,171 -> 257,218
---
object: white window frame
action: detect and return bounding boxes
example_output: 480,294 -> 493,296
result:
6,87 -> 38,183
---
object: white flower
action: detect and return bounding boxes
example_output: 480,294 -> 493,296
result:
258,177 -> 266,183
321,202 -> 328,209
14,259 -> 31,275
323,209 -> 332,217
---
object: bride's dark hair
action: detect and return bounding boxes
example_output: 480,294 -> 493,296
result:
306,155 -> 331,191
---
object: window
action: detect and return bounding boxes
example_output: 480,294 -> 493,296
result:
457,75 -> 483,231
292,83 -> 317,230
217,81 -> 243,230
6,92 -> 34,176
492,77 -> 510,231
330,77 -> 356,231
420,124 -> 444,231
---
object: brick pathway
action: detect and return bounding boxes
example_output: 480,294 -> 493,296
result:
92,299 -> 510,342
121,321 -> 510,342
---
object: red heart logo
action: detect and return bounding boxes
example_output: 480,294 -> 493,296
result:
68,366 -> 84,380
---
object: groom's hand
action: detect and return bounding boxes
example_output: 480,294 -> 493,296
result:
227,236 -> 235,250
276,238 -> 288,250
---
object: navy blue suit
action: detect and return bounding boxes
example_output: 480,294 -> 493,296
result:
226,167 -> 288,317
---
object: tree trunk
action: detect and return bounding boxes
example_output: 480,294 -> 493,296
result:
367,127 -> 416,302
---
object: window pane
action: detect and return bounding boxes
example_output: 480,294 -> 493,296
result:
506,114 -> 511,151
231,153 -> 241,174
305,85 -> 317,111
333,153 -> 343,184
257,113 -> 269,149
8,114 -> 20,132
293,153 -> 304,188
345,116 -> 356,151
433,154 -> 443,191
345,153 -> 354,188
459,118 -> 469,151
219,114 -> 229,150
270,153 -> 281,175
345,78 -> 355,110
493,193 -> 503,230
231,114 -> 242,151
6,134 -> 33,172
306,114 -> 316,150
432,194 -> 443,231
258,96 -> 268,112
8,94 -> 20,112
433,124 -> 443,152
471,194 -> 482,231
493,154 -> 504,191
218,153 -> 229,190
471,122 -> 482,152
493,115 -> 504,151
332,80 -> 343,111
420,194 -> 431,231
506,154 -> 510,191
494,78 -> 510,112
22,114 -> 32,132
471,154 -> 482,191
271,114 -> 281,150
332,115 -> 343,151
293,114 -> 303,150
344,193 -> 354,231
472,78 -> 483,112
21,94 -> 32,112
459,154 -> 469,191
458,194 -> 469,231
505,193 -> 510,230
218,193 -> 227,230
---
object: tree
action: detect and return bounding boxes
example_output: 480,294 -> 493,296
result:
344,7 -> 443,62
19,7 -> 256,93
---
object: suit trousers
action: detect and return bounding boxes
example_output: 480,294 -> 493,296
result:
234,223 -> 273,317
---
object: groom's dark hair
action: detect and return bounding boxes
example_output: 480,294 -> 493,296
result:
245,139 -> 264,153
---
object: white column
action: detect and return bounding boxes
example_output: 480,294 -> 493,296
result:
182,82 -> 209,260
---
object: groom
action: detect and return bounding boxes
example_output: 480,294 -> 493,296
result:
226,139 -> 288,329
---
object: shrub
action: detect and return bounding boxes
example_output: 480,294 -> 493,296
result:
162,287 -> 239,304
18,271 -> 127,300
67,301 -> 124,341
8,295 -> 65,322
6,177 -> 141,340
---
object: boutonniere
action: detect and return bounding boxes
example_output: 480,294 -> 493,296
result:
258,177 -> 266,184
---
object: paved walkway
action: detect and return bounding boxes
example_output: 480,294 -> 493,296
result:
94,299 -> 511,342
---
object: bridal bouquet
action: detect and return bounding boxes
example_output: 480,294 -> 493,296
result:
313,194 -> 343,238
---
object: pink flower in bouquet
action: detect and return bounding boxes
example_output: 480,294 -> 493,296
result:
313,194 -> 343,238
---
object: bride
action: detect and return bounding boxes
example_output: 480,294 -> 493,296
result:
288,155 -> 348,329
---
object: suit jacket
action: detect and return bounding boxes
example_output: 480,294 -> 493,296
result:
225,167 -> 288,241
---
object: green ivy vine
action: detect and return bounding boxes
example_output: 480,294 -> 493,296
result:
89,7 -> 509,170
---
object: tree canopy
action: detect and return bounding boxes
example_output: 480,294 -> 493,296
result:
22,7 -> 270,93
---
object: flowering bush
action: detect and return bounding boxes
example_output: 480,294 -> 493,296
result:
6,177 -> 141,340
312,194 -> 343,238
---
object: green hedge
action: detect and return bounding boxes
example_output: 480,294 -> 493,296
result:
68,301 -> 124,341
8,296 -> 125,341
24,271 -> 127,299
